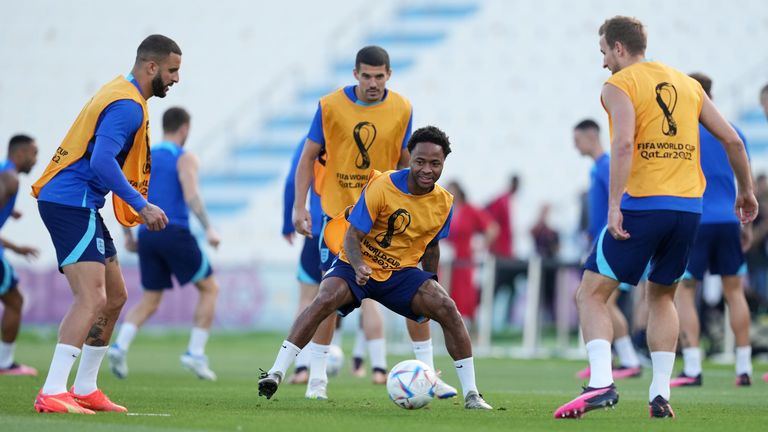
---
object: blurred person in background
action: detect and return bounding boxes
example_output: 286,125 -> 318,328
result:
485,174 -> 519,259
444,180 -> 498,325
109,107 -> 221,382
672,73 -> 754,387
0,134 -> 40,377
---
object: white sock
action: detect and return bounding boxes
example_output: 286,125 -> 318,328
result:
614,336 -> 640,368
331,329 -> 342,348
412,339 -> 434,370
42,344 -> 81,395
268,340 -> 300,378
0,341 -> 16,368
735,346 -> 752,376
188,327 -> 209,356
114,323 -> 138,352
295,343 -> 311,370
454,357 -> 478,398
682,347 -> 702,377
309,343 -> 329,383
586,339 -> 613,388
352,327 -> 366,359
649,351 -> 675,402
72,345 -> 109,395
368,338 -> 387,371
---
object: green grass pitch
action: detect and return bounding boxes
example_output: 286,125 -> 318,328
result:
1,331 -> 766,431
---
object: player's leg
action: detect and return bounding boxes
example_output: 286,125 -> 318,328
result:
722,275 -> 752,384
289,281 -> 318,384
351,316 -> 367,377
0,284 -> 37,376
259,269 -> 357,400
408,278 -> 491,410
609,288 -> 641,377
406,318 -> 458,398
672,278 -> 703,386
361,299 -> 386,383
70,254 -> 128,413
178,274 -> 219,381
631,280 -> 649,361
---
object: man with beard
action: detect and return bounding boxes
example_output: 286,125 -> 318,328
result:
259,126 -> 491,409
31,34 -> 179,414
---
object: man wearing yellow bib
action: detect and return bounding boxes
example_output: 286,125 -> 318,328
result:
32,35 -> 180,415
260,126 -> 492,409
555,16 -> 756,419
290,46 -> 456,399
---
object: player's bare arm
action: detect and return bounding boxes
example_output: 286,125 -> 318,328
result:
602,83 -> 636,240
420,240 -> 440,273
293,137 -> 323,237
343,225 -> 372,285
699,94 -> 757,223
178,152 -> 219,248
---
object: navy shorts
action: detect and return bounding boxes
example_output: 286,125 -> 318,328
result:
298,235 -> 322,284
138,225 -> 213,290
38,201 -> 117,269
683,223 -> 746,281
319,214 -> 337,272
585,210 -> 700,286
323,260 -> 436,322
0,254 -> 18,296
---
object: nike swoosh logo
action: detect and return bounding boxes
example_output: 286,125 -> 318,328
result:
282,345 -> 287,349
456,365 -> 463,369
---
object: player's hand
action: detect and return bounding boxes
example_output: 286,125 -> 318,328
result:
12,245 -> 39,260
355,264 -> 372,285
293,207 -> 313,238
10,209 -> 22,219
139,203 -> 168,231
206,227 -> 221,249
124,236 -> 138,253
735,192 -> 759,224
283,232 -> 295,245
607,208 -> 630,241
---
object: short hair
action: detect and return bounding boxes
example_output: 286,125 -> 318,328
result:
162,107 -> 190,133
355,46 -> 390,70
136,34 -> 181,64
8,134 -> 34,154
407,126 -> 451,157
447,181 -> 466,202
689,72 -> 712,98
574,119 -> 600,132
761,83 -> 768,96
599,16 -> 647,56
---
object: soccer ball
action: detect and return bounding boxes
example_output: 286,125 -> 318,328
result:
327,345 -> 344,377
386,359 -> 437,409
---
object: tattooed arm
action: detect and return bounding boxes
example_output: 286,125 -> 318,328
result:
343,226 -> 371,285
178,152 -> 220,248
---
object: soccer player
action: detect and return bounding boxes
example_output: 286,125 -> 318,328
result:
108,107 -> 220,381
572,119 -> 641,380
291,46 -> 456,399
282,135 -> 324,384
554,17 -> 756,419
0,134 -> 40,376
759,83 -> 768,384
672,73 -> 754,387
259,126 -> 492,409
31,34 -> 179,414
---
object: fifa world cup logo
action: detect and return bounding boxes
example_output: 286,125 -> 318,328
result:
353,121 -> 377,169
375,208 -> 411,248
655,82 -> 678,136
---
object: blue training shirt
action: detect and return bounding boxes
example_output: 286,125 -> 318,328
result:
0,160 -> 18,255
588,153 -> 610,242
140,141 -> 189,230
282,137 -> 323,236
700,123 -> 749,224
306,85 -> 413,150
347,169 -> 453,242
37,74 -> 148,211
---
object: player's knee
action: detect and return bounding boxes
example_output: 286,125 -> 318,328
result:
105,290 -> 128,313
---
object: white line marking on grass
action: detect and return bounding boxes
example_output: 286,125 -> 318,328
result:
126,413 -> 172,417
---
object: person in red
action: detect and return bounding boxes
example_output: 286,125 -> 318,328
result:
484,175 -> 519,258
445,181 -> 498,320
